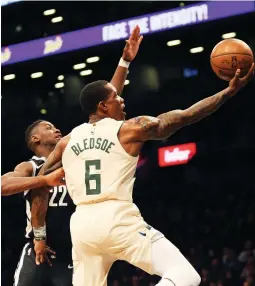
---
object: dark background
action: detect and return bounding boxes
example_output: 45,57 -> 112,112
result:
2,2 -> 255,286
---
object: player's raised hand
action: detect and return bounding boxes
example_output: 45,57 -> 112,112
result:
44,167 -> 65,187
34,240 -> 56,266
229,63 -> 254,94
122,25 -> 143,62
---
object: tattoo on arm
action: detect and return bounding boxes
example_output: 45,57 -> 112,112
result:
181,88 -> 230,125
136,88 -> 231,140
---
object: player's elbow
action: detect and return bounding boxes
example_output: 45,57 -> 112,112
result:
1,177 -> 11,196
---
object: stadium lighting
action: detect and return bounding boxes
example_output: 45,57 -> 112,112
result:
55,82 -> 64,88
58,75 -> 64,81
124,80 -> 130,85
31,72 -> 43,79
86,56 -> 100,63
43,9 -> 56,16
167,40 -> 181,47
222,32 -> 236,39
80,70 -> 93,76
3,74 -> 15,80
73,63 -> 86,70
51,16 -> 63,23
190,47 -> 204,54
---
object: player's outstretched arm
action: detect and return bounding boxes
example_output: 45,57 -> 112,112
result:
1,162 -> 40,196
110,25 -> 143,95
127,64 -> 254,141
1,162 -> 66,196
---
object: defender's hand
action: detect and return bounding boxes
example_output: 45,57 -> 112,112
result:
44,167 -> 65,187
34,240 -> 56,266
228,63 -> 254,95
122,25 -> 143,62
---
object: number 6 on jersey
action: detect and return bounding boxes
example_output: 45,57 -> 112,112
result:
85,160 -> 101,195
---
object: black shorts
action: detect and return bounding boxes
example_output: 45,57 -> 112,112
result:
14,242 -> 73,286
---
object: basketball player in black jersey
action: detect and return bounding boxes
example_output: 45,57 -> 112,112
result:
1,25 -> 143,286
2,120 -> 75,286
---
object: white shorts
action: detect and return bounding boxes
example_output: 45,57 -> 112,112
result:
70,200 -> 165,286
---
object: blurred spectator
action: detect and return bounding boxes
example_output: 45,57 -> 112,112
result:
243,276 -> 254,286
112,280 -> 120,286
239,241 -> 255,263
241,256 -> 255,279
222,248 -> 240,272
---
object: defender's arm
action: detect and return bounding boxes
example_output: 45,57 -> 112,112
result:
1,162 -> 43,196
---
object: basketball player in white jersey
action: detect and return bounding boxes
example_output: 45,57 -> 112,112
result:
2,25 -> 143,284
31,36 -> 254,285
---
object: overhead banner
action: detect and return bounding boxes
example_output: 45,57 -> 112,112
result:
1,0 -> 22,6
2,1 -> 255,66
158,143 -> 197,167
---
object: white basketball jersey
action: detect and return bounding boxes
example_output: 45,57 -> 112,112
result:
62,118 -> 139,205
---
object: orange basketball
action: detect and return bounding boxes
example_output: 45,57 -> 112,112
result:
210,39 -> 254,81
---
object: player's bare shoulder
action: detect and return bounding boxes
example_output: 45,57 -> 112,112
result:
118,116 -> 160,148
123,116 -> 159,131
14,161 -> 34,176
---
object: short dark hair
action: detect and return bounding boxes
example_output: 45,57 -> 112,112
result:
25,119 -> 44,151
79,80 -> 110,115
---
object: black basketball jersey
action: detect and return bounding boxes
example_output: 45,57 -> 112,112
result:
24,156 -> 75,261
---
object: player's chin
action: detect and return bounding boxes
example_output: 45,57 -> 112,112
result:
55,137 -> 62,143
114,110 -> 126,121
121,111 -> 126,121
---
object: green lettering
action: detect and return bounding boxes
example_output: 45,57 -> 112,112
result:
105,142 -> 115,154
101,139 -> 108,151
95,138 -> 102,149
83,139 -> 88,150
71,145 -> 80,156
90,138 -> 95,149
76,143 -> 84,153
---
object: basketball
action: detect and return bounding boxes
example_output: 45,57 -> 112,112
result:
210,39 -> 254,81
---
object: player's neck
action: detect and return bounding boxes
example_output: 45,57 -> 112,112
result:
34,145 -> 55,158
89,113 -> 109,124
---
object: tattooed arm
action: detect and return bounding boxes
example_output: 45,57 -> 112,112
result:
126,65 -> 254,141
126,88 -> 230,141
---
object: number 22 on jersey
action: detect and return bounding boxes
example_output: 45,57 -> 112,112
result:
49,186 -> 68,207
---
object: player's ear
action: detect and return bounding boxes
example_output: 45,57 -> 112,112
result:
97,101 -> 108,112
31,134 -> 40,144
